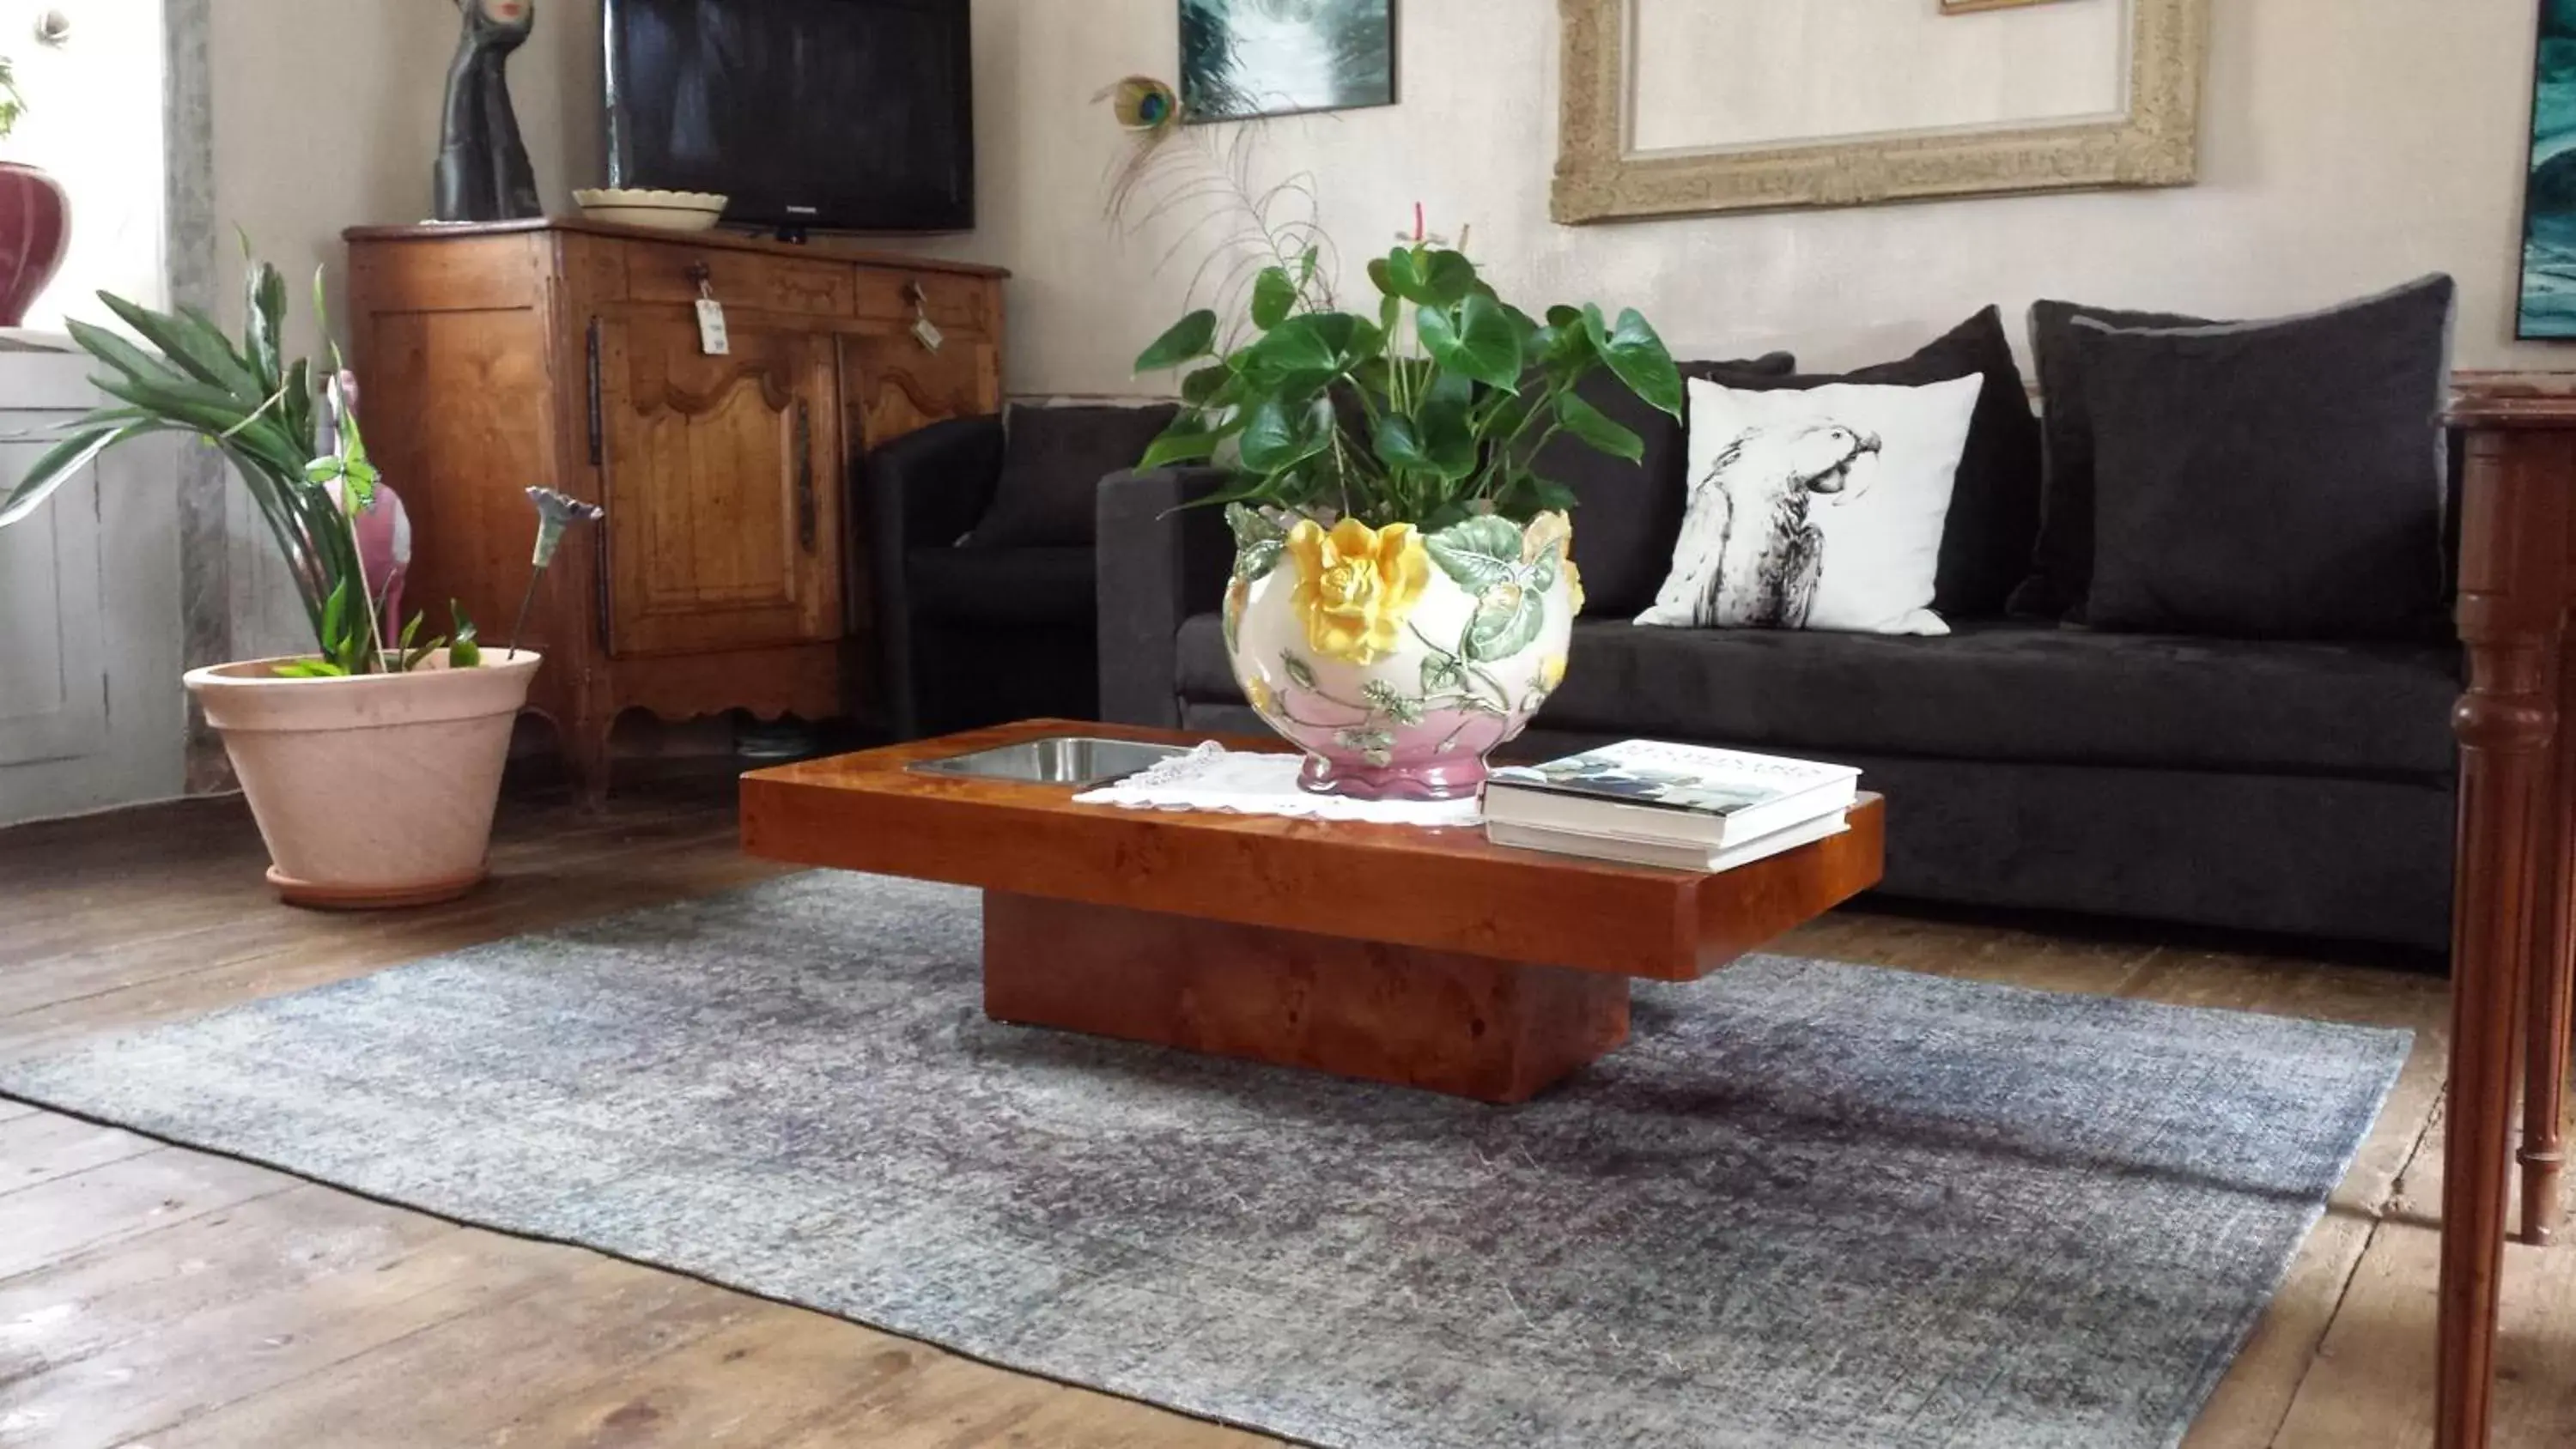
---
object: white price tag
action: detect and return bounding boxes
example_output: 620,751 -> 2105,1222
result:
696,297 -> 731,356
911,315 -> 946,353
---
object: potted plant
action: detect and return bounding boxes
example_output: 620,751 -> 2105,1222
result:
0,56 -> 68,327
0,258 -> 599,907
1130,223 -> 1684,800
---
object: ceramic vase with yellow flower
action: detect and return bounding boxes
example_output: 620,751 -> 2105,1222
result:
1223,506 -> 1579,801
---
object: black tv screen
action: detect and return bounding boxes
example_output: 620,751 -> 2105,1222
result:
605,0 -> 975,233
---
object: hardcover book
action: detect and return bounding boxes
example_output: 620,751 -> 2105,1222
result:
1485,740 -> 1860,849
1485,812 -> 1851,873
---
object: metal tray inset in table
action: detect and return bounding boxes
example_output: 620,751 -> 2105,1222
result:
906,735 -> 1190,789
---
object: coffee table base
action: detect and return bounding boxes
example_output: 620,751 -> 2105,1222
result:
982,892 -> 1632,1103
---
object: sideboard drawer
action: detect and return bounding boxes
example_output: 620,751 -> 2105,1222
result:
629,246 -> 855,317
854,269 -> 987,332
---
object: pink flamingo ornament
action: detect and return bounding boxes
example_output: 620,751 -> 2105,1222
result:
321,371 -> 412,644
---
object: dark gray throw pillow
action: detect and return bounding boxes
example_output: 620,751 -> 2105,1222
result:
1689,307 -> 2045,619
2013,299 -> 2215,621
2075,274 -> 2455,640
966,403 -> 1181,549
1538,352 -> 1795,616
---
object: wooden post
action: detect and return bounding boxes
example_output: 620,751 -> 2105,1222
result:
2439,406 -> 2574,1449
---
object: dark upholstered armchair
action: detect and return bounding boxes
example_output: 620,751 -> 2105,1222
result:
866,403 -> 1177,738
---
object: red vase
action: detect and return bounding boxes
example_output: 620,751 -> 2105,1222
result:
0,162 -> 70,327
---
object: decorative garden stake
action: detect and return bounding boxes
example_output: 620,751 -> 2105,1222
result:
508,487 -> 605,658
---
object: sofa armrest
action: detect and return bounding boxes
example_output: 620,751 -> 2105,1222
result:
866,415 -> 1006,553
866,415 -> 1004,739
1097,466 -> 1236,727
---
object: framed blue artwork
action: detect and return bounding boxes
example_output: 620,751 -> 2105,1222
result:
1181,0 -> 1398,124
2521,0 -> 2576,337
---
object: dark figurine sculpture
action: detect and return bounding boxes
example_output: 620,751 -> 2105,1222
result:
434,0 -> 542,222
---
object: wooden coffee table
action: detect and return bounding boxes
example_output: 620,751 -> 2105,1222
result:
740,720 -> 1885,1103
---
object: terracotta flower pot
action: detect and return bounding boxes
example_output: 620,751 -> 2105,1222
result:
0,161 -> 70,327
1223,512 -> 1577,801
185,651 -> 542,909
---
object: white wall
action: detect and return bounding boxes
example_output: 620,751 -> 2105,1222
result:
925,0 -> 2561,397
210,0 -> 605,658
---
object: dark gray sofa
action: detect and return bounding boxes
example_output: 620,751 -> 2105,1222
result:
1097,466 -> 2460,951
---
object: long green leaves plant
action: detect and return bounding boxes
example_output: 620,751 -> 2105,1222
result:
0,256 -> 499,676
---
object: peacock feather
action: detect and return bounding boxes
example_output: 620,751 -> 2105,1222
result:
1093,74 -> 1334,345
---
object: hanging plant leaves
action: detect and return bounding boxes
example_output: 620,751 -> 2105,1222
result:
1554,387 -> 1645,462
1373,415 -> 1436,476
1134,309 -> 1218,373
1250,266 -> 1297,330
1139,425 -> 1228,470
1581,304 -> 1684,419
1283,652 -> 1318,690
1421,652 -> 1467,695
1181,363 -> 1235,407
1239,396 -> 1333,473
1417,292 -> 1522,393
1417,250 -> 1477,306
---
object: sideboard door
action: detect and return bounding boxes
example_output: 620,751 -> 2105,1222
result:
596,314 -> 847,658
847,330 -> 1003,453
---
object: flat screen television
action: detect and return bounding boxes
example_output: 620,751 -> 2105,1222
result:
605,0 -> 975,234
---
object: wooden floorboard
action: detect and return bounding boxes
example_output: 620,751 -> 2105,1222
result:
0,767 -> 2544,1446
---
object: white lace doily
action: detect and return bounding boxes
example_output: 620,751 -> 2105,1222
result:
1073,743 -> 1483,828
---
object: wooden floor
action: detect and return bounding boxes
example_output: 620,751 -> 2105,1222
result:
1,770 -> 2569,1448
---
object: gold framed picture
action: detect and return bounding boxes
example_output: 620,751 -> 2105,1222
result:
1941,0 -> 2082,13
1554,0 -> 2208,223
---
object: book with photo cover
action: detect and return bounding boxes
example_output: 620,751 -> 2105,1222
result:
1485,811 -> 1851,873
1485,740 -> 1860,849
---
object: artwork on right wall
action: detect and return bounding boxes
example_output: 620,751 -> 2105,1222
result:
2521,0 -> 2576,337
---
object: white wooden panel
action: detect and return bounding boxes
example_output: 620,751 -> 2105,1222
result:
0,429 -> 105,766
0,351 -> 183,825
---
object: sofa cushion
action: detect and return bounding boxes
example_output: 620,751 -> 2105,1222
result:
2075,275 -> 2456,640
1534,354 -> 1795,619
2015,300 -> 2215,620
967,403 -> 1180,549
1174,614 -> 2458,778
908,546 -> 1097,627
1692,307 -> 2044,620
1637,373 -> 1983,635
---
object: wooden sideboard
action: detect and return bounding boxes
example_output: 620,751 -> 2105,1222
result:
344,218 -> 1008,803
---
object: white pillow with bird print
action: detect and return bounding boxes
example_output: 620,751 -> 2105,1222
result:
1637,373 -> 1984,636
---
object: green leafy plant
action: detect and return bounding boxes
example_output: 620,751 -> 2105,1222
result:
1129,222 -> 1685,530
0,252 -> 598,676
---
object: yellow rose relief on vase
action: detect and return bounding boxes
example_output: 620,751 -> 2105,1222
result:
1286,518 -> 1432,665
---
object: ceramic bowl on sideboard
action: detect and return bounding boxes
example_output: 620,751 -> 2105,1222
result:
570,189 -> 730,233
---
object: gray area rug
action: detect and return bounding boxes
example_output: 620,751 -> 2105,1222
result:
2,873 -> 2409,1449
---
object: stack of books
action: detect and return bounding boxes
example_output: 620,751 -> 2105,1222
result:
1483,740 -> 1861,872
